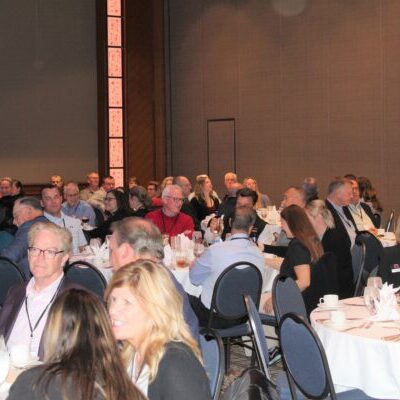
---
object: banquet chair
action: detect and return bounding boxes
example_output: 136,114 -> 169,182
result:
64,260 -> 107,298
279,313 -> 377,400
0,256 -> 26,307
354,231 -> 384,297
378,245 -> 400,287
199,328 -> 225,400
206,261 -> 263,372
272,275 -> 308,323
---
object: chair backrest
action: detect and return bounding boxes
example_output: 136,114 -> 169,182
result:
378,244 -> 400,287
221,367 -> 280,400
354,231 -> 384,297
64,260 -> 107,298
302,252 -> 339,316
200,328 -> 225,400
272,274 -> 307,323
279,313 -> 336,400
210,261 -> 262,322
244,295 -> 271,380
385,209 -> 395,232
0,256 -> 26,306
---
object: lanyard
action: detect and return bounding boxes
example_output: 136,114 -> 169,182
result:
24,277 -> 64,339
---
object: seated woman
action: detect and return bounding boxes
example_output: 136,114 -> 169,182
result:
242,176 -> 271,209
190,174 -> 220,223
306,199 -> 354,298
106,260 -> 211,400
8,289 -> 145,400
85,189 -> 131,242
129,186 -> 151,218
263,205 -> 324,313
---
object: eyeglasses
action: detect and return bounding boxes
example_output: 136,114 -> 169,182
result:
28,247 -> 64,259
105,197 -> 116,201
166,196 -> 184,203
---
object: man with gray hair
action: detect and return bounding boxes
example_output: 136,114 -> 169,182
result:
108,217 -> 199,340
189,206 -> 266,328
1,197 -> 48,278
0,222 -> 81,359
145,184 -> 194,237
173,175 -> 199,230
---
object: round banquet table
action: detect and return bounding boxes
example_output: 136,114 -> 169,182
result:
310,297 -> 400,399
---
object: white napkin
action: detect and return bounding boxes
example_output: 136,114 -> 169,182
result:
89,242 -> 109,260
266,206 -> 281,225
201,213 -> 216,232
164,244 -> 173,267
177,233 -> 194,251
371,283 -> 400,321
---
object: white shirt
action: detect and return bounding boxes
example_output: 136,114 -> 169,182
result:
348,203 -> 375,231
44,211 -> 87,252
7,274 -> 64,355
129,353 -> 149,396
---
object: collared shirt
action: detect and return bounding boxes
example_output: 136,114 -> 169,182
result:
348,202 -> 375,232
79,187 -> 99,201
62,200 -> 96,227
328,200 -> 356,247
190,233 -> 267,308
7,274 -> 64,355
44,211 -> 87,252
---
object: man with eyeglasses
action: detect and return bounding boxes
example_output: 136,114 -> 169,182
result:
41,184 -> 87,253
0,222 -> 83,359
62,181 -> 96,227
1,197 -> 48,278
145,185 -> 194,237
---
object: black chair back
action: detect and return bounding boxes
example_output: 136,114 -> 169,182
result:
303,252 -> 339,316
378,245 -> 400,287
209,261 -> 262,326
200,328 -> 225,400
244,295 -> 271,380
354,231 -> 384,297
272,274 -> 307,324
64,260 -> 107,298
0,256 -> 26,306
279,313 -> 335,400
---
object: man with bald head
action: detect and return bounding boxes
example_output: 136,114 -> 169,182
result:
1,197 -> 48,278
173,176 -> 199,230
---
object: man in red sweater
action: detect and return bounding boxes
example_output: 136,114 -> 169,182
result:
145,184 -> 194,237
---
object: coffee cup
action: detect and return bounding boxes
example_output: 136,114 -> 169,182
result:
330,310 -> 346,326
319,294 -> 338,307
377,228 -> 385,236
10,344 -> 30,367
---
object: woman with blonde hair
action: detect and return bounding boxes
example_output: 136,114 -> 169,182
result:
106,260 -> 211,400
8,289 -> 145,400
190,174 -> 220,222
242,177 -> 271,209
306,200 -> 354,298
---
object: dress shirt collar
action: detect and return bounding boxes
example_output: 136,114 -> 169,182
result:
227,232 -> 250,241
26,273 -> 64,297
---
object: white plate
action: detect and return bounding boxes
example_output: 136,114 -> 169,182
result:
323,320 -> 353,330
317,303 -> 346,311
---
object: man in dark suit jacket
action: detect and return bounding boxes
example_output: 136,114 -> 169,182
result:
343,178 -> 379,232
1,197 -> 48,278
0,221 -> 78,360
173,176 -> 200,230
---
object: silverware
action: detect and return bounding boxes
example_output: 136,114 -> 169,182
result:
382,334 -> 400,342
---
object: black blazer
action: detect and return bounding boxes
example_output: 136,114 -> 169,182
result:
343,203 -> 379,231
325,200 -> 353,250
0,277 -> 83,360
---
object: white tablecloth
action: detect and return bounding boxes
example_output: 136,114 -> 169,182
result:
311,297 -> 400,398
257,223 -> 281,245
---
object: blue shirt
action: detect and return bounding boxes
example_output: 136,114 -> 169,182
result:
189,233 -> 266,308
62,200 -> 96,227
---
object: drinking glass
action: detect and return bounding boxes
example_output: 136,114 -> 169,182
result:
175,250 -> 188,268
194,242 -> 205,258
192,231 -> 203,244
364,286 -> 379,314
367,277 -> 383,290
170,236 -> 181,251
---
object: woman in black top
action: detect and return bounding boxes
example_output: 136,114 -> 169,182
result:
85,189 -> 131,241
129,186 -> 151,218
190,174 -> 220,223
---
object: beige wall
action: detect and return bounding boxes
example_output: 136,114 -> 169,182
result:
166,0 -> 399,220
0,0 -> 98,184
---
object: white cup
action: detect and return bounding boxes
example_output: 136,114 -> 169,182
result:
10,344 -> 30,367
319,294 -> 339,307
377,228 -> 385,236
330,310 -> 346,326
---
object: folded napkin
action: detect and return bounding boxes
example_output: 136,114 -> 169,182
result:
89,241 -> 109,260
266,206 -> 281,225
371,283 -> 400,321
164,244 -> 173,267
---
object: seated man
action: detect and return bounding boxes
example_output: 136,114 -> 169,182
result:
50,175 -> 63,189
0,222 -> 79,359
280,186 -> 307,209
344,177 -> 378,233
62,181 -> 96,227
189,207 -> 266,328
41,185 -> 87,253
80,171 -> 100,201
218,172 -> 241,217
145,185 -> 194,237
108,217 -> 199,340
86,175 -> 115,212
1,197 -> 48,278
173,175 -> 199,230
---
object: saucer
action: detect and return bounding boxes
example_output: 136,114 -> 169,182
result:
317,303 -> 346,311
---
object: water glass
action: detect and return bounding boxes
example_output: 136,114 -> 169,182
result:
367,277 -> 383,289
364,286 -> 379,314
